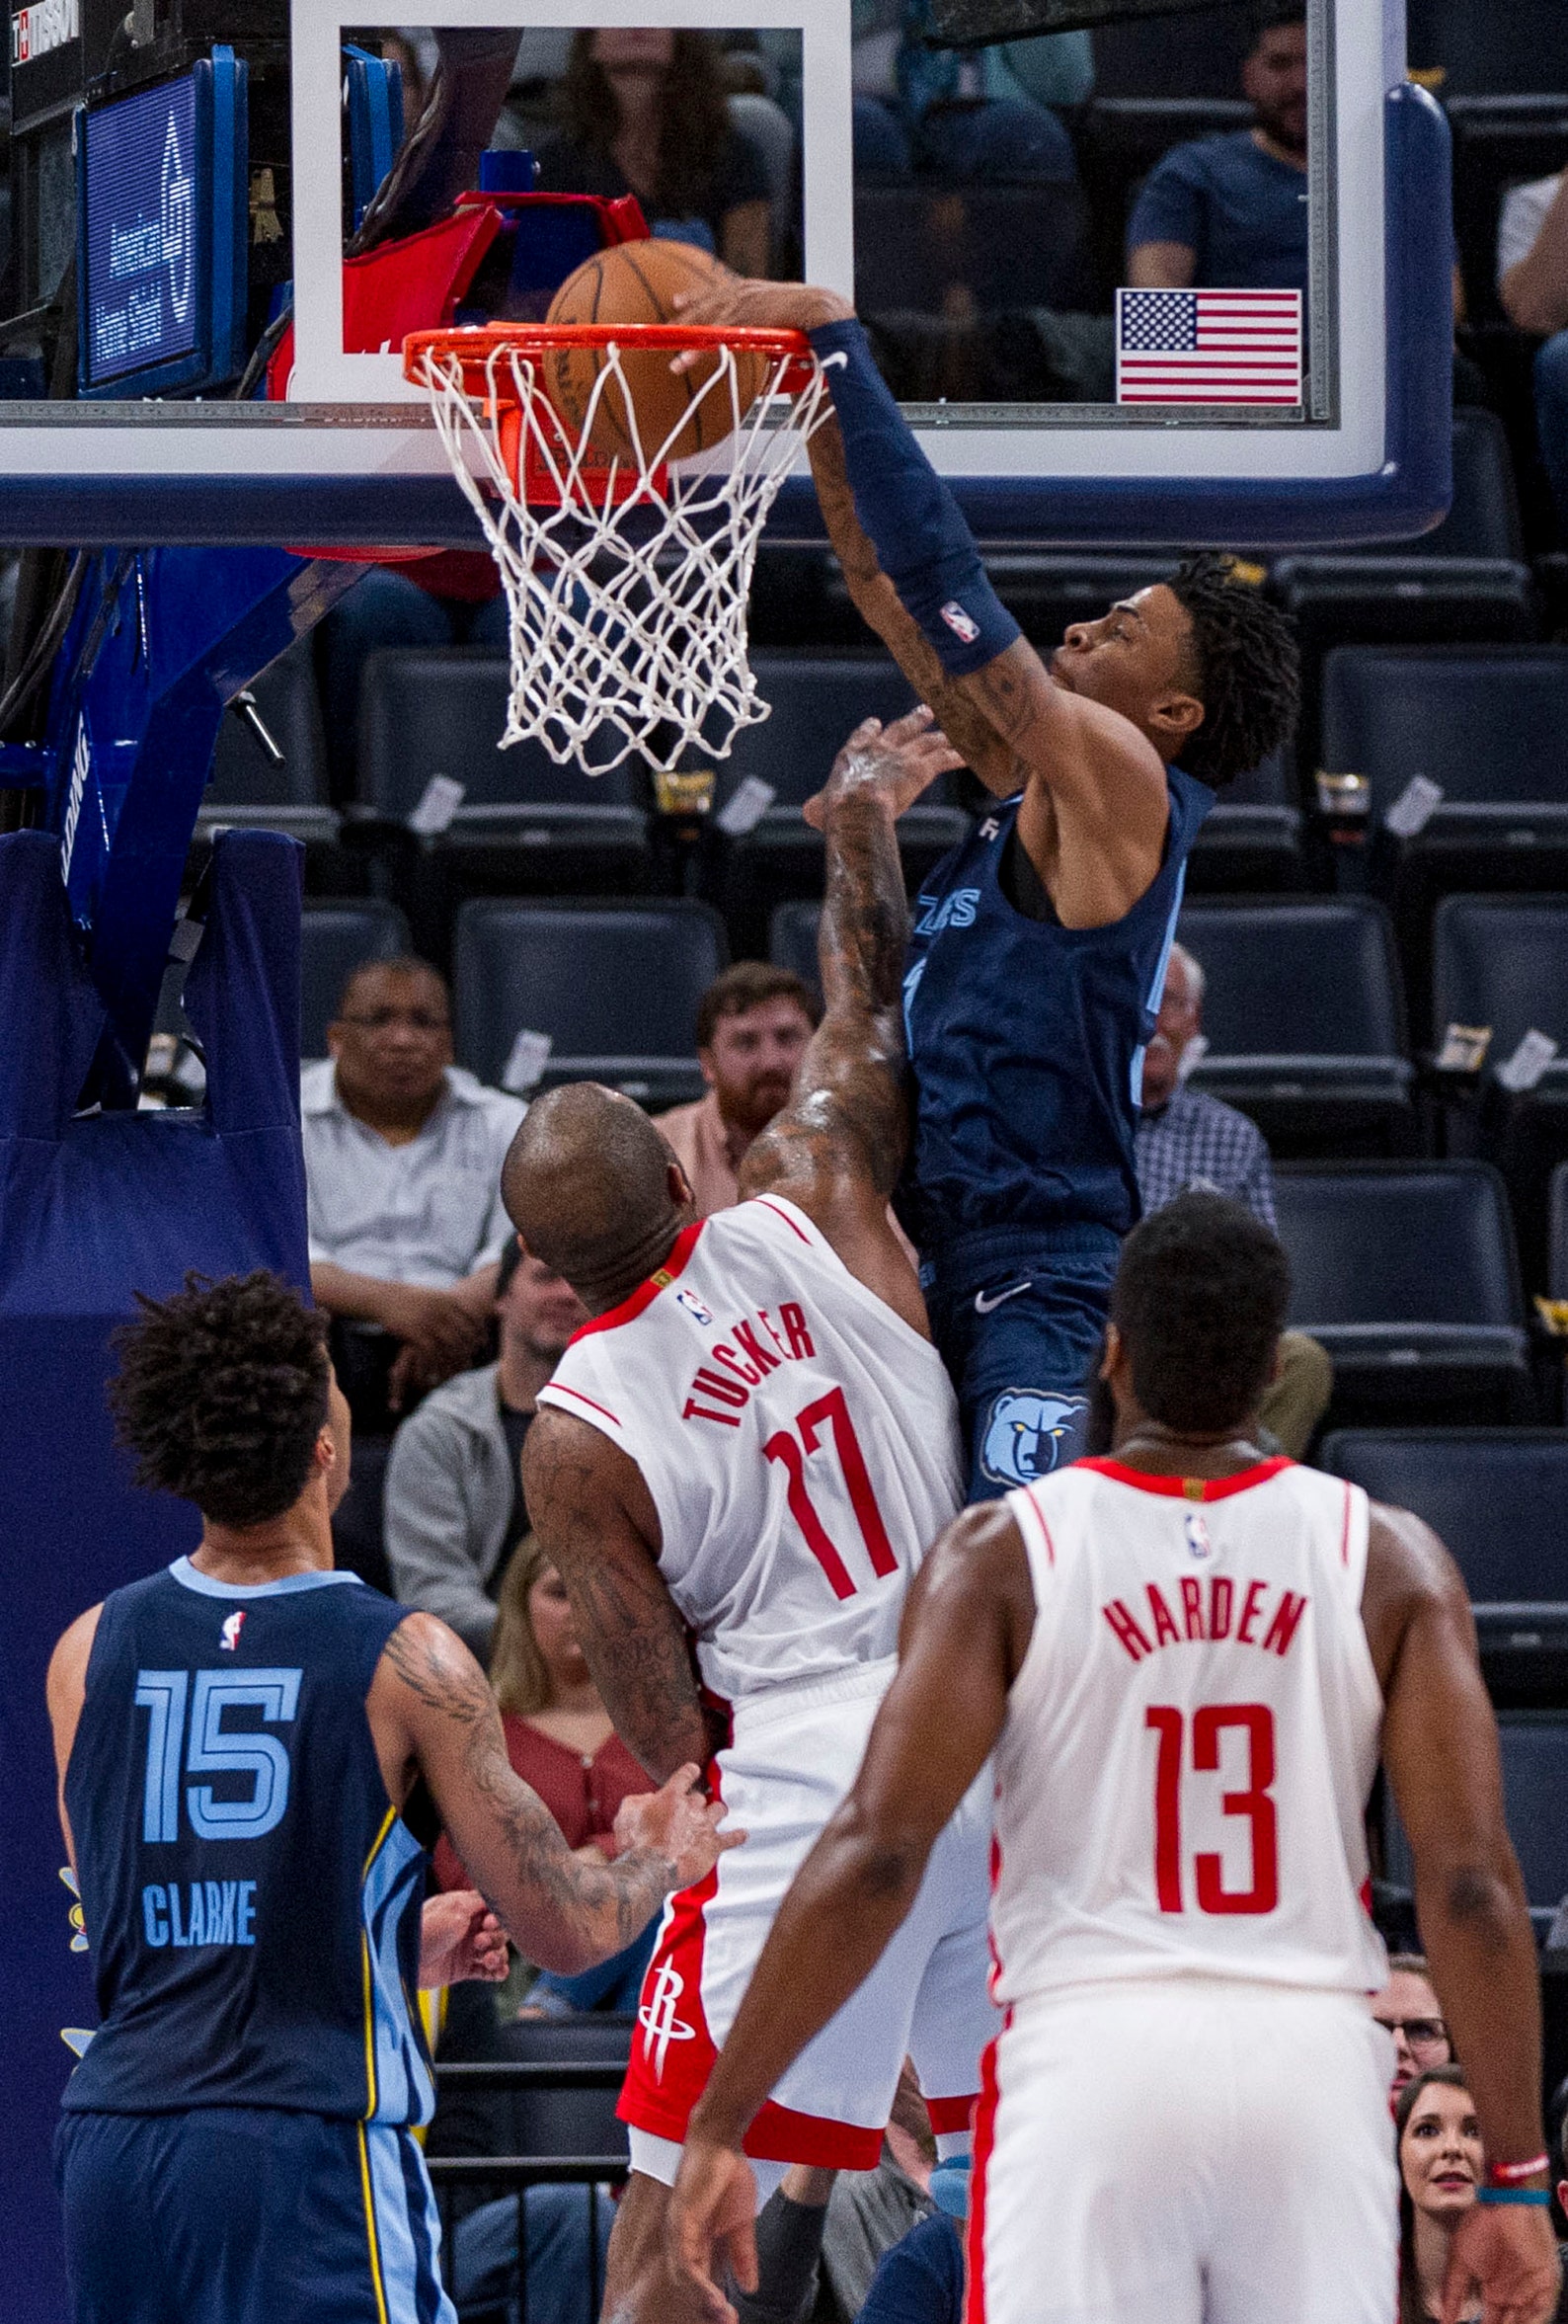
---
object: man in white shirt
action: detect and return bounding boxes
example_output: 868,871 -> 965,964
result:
1497,167 -> 1568,539
303,955 -> 525,1412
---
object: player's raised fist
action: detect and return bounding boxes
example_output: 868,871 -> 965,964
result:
615,1765 -> 745,1891
803,705 -> 967,832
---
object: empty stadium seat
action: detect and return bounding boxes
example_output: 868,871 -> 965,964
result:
353,651 -> 652,949
1318,645 -> 1568,909
1431,896 -> 1568,1281
299,899 -> 412,1060
1407,0 -> 1568,95
769,901 -> 823,995
1553,1163 -> 1568,1299
1322,1428 -> 1568,1698
1184,750 -> 1306,893
200,640 -> 343,867
451,898 -> 726,1107
714,654 -> 970,948
1384,1714 -> 1568,1908
853,182 -> 1092,322
1176,900 -> 1416,1156
1272,1162 -> 1531,1422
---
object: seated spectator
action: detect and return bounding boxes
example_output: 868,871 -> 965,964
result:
1372,1954 -> 1453,2098
385,1236 -> 586,1661
433,1536 -> 657,2015
534,31 -> 773,276
851,0 -> 1083,186
304,956 -> 524,1422
1396,2066 -> 1483,2324
1126,4 -> 1307,293
1498,167 -> 1568,543
1134,942 -> 1332,1458
655,962 -> 822,1216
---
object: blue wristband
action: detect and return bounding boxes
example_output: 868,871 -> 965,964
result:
1474,2188 -> 1552,2206
807,316 -> 1021,679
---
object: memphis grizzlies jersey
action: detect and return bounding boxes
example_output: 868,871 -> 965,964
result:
62,1559 -> 433,2124
899,768 -> 1213,1250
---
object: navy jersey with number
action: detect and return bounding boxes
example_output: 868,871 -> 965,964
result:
61,1559 -> 432,2124
899,770 -> 1213,1251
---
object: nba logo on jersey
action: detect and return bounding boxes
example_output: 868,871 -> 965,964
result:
674,1289 -> 713,1326
1184,1512 -> 1213,1563
219,1610 -> 246,1651
940,600 -> 980,644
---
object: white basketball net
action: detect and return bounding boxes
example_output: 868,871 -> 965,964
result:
413,332 -> 834,773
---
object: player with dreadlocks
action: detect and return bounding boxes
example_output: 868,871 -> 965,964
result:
675,273 -> 1301,1495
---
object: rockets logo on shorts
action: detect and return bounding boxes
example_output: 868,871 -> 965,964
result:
219,1611 -> 246,1651
940,600 -> 980,645
637,1962 -> 696,2081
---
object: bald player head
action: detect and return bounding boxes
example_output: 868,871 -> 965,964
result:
501,1082 -> 699,1314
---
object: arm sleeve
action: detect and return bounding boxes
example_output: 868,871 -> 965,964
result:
383,1415 -> 500,1663
1127,145 -> 1208,262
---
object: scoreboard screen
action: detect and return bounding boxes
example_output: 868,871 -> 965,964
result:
82,74 -> 199,388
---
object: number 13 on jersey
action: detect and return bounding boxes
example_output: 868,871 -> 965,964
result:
1146,1703 -> 1279,1915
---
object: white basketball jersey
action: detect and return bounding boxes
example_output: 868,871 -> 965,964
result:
989,1457 -> 1387,2004
537,1195 -> 964,1706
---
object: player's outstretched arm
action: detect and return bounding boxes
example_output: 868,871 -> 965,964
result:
739,707 -> 961,1334
667,1503 -> 1034,2324
1367,1508 -> 1560,2324
672,277 -> 1168,839
521,1404 -> 721,1782
369,1611 -> 742,1974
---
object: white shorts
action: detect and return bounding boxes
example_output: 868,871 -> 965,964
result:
620,1658 -> 997,2179
969,1977 -> 1398,2324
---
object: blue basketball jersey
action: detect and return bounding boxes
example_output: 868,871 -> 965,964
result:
61,1560 -> 433,2124
900,769 -> 1214,1250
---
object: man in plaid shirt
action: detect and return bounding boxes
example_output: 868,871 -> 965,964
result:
1135,941 -> 1331,1454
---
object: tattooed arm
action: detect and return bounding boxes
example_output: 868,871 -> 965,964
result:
522,1406 -> 722,1783
367,1612 -> 740,1972
739,709 -> 961,1336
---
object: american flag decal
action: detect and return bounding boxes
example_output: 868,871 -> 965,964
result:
1115,288 -> 1302,407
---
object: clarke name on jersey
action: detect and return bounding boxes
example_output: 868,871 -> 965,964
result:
680,1299 -> 818,1428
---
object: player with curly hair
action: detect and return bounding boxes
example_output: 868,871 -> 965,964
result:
46,1269 -> 739,2324
674,273 -> 1301,1497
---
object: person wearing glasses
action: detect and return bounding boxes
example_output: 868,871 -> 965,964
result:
303,956 -> 526,1420
1373,1953 -> 1454,2099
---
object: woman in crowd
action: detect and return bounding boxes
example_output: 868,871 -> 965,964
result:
1397,2064 -> 1484,2324
434,1536 -> 657,2013
535,29 -> 773,276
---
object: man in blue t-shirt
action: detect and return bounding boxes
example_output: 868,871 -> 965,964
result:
1127,3 -> 1307,295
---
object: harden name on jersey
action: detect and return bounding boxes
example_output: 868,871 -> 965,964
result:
1103,1573 -> 1307,1665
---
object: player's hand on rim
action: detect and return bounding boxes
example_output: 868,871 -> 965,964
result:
802,706 -> 966,832
668,278 -> 852,370
667,2129 -> 761,2324
1442,2196 -> 1561,2324
613,1763 -> 746,1890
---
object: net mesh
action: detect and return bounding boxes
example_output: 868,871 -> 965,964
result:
410,328 -> 833,773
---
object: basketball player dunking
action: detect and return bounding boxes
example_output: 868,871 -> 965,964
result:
47,1272 -> 735,2324
669,1194 -> 1560,2324
510,710 -> 997,2324
674,276 -> 1299,1498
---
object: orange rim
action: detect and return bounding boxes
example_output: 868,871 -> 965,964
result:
404,321 -> 814,400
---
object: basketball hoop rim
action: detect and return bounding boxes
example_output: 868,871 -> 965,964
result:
404,320 -> 815,398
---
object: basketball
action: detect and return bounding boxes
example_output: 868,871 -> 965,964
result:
543,238 -> 769,464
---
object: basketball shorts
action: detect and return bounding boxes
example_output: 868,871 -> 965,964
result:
56,2105 -> 454,2324
922,1225 -> 1120,1504
968,1977 -> 1399,2324
620,1657 -> 997,2183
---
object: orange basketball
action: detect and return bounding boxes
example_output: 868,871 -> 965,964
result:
543,239 -> 768,464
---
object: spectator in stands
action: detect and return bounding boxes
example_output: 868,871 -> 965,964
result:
1372,1955 -> 1453,2099
851,0 -> 1085,185
304,956 -> 524,1417
1135,942 -> 1332,1457
433,1536 -> 657,2015
1396,2066 -> 1483,2324
655,962 -> 822,1216
1497,168 -> 1568,543
385,1236 -> 586,1661
534,31 -> 773,275
1126,3 -> 1307,294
